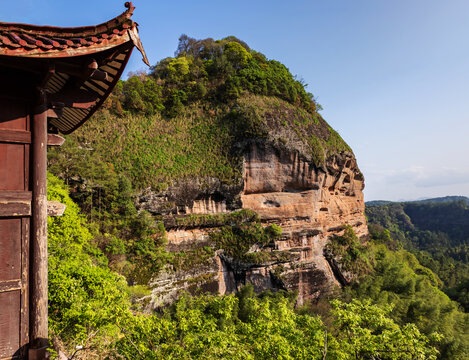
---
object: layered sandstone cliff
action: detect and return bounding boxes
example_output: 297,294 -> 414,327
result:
142,139 -> 367,308
239,142 -> 366,304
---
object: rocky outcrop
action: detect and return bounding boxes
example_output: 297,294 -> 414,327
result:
240,142 -> 366,304
142,141 -> 367,308
136,177 -> 242,216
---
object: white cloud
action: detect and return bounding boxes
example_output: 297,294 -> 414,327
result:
362,165 -> 469,201
365,166 -> 469,188
415,168 -> 469,188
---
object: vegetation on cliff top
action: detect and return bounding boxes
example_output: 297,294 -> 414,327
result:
49,35 -> 351,194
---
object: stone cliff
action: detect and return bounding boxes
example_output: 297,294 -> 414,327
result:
141,139 -> 367,308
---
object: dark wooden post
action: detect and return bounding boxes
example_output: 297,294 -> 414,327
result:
30,90 -> 48,353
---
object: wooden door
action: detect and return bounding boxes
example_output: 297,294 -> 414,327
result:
0,98 -> 30,359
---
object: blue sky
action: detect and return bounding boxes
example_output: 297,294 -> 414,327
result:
4,0 -> 469,201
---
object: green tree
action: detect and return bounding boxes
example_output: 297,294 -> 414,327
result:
329,299 -> 440,360
48,173 -> 131,352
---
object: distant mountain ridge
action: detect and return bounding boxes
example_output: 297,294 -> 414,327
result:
365,196 -> 469,313
366,195 -> 469,206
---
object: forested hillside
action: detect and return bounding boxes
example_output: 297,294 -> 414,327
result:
48,173 -> 449,359
47,35 -> 469,359
366,199 -> 469,311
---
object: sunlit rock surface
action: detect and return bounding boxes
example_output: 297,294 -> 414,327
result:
144,142 -> 367,308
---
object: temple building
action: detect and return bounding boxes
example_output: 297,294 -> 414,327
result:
0,3 -> 147,358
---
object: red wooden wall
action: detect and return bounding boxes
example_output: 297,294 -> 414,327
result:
0,98 -> 31,359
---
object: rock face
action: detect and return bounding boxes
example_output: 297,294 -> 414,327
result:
241,142 -> 366,304
144,141 -> 367,308
137,177 -> 242,216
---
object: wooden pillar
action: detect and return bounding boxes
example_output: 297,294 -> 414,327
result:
30,95 -> 48,352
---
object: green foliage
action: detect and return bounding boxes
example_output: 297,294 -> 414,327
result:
210,219 -> 282,262
49,128 -> 173,283
48,176 -> 445,358
309,136 -> 326,166
330,299 -> 441,360
265,223 -> 283,238
169,246 -> 215,271
49,35 -> 351,196
49,107 -> 242,192
326,127 -> 351,154
241,250 -> 294,265
114,290 -> 327,360
48,173 -> 131,350
175,209 -> 259,228
366,200 -> 469,309
125,212 -> 168,285
223,41 -> 252,68
47,173 -> 95,258
340,226 -> 469,359
110,287 -> 438,360
113,75 -> 164,116
326,225 -> 372,276
153,34 -> 318,114
226,95 -> 350,167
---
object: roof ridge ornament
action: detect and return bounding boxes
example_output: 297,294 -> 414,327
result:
124,2 -> 135,17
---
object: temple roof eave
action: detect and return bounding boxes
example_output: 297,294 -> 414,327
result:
0,2 -> 149,134
0,2 -> 148,65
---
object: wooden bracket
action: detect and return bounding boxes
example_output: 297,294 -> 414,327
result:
47,134 -> 65,147
0,192 -> 68,218
85,58 -> 110,82
47,105 -> 63,119
47,201 -> 66,217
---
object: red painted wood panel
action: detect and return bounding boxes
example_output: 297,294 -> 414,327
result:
0,99 -> 28,131
0,291 -> 20,358
0,219 -> 21,282
0,99 -> 28,192
0,144 -> 26,191
0,97 -> 29,358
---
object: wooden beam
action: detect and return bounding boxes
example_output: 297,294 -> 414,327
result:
0,129 -> 65,146
48,88 -> 97,109
20,218 -> 30,349
0,129 -> 30,144
0,191 -> 32,216
30,101 -> 48,348
47,201 -> 66,217
0,279 -> 21,293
